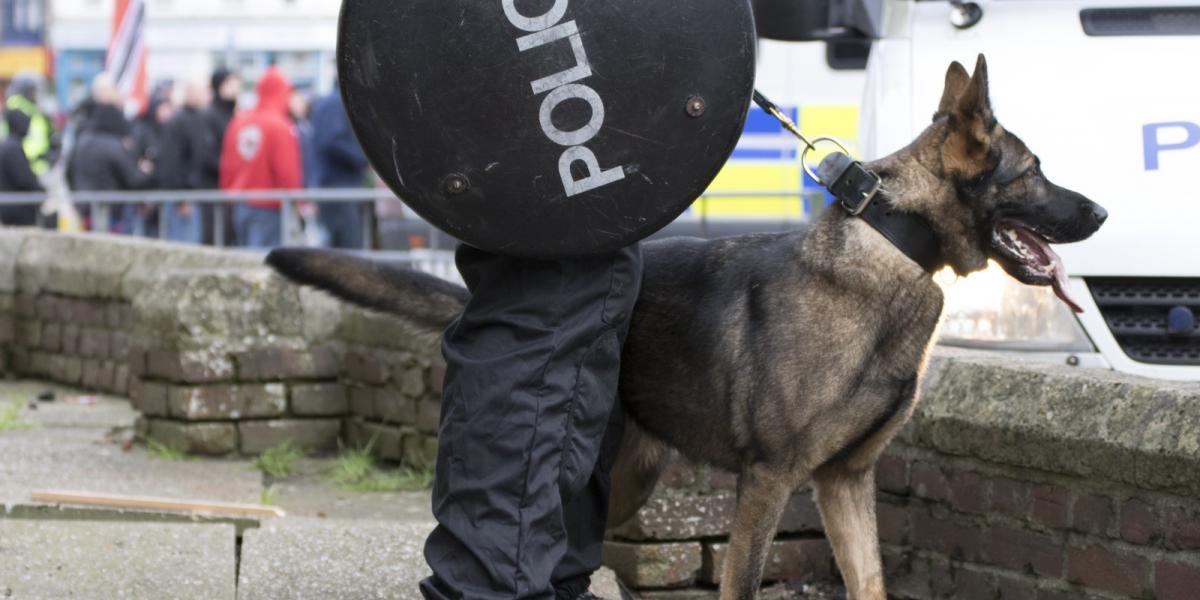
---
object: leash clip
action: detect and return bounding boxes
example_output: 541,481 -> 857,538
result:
752,92 -> 881,215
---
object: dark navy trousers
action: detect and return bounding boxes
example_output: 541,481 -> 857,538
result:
421,244 -> 643,600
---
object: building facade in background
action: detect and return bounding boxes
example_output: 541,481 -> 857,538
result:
52,0 -> 338,111
0,0 -> 48,95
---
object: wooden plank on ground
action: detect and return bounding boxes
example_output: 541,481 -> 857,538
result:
30,489 -> 286,518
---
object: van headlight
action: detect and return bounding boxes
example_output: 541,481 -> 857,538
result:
934,262 -> 1094,352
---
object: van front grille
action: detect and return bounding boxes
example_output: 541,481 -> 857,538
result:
1088,278 -> 1200,366
1082,8 -> 1200,36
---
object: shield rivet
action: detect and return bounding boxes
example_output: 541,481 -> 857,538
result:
443,174 -> 470,196
686,95 -> 707,118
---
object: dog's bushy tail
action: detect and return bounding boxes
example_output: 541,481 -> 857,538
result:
266,248 -> 468,332
607,418 -> 672,530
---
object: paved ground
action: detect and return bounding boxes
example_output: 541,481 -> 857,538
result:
0,380 -> 442,599
238,520 -> 433,600
0,380 -> 841,599
0,381 -> 434,522
0,520 -> 237,599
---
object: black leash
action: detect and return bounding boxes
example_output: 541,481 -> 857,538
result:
752,89 -> 944,273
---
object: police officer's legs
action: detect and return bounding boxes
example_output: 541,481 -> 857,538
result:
550,402 -> 626,599
421,244 -> 642,600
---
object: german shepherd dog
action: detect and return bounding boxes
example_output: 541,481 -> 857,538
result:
268,56 -> 1106,599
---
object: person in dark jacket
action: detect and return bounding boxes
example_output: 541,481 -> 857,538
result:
68,104 -> 153,195
131,94 -> 174,166
0,110 -> 44,226
310,84 -> 371,249
123,94 -> 175,236
201,69 -> 242,245
156,80 -> 212,243
202,69 -> 240,188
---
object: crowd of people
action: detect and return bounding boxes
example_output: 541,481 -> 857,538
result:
0,66 -> 373,249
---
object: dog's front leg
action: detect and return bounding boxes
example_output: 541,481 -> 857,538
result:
719,464 -> 795,600
812,464 -> 886,600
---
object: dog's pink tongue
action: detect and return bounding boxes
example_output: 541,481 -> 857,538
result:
1051,257 -> 1084,314
1018,227 -> 1084,314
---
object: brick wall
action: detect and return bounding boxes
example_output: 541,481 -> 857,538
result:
10,293 -> 134,395
873,353 -> 1200,600
131,347 -> 344,456
341,346 -> 442,469
878,444 -> 1200,599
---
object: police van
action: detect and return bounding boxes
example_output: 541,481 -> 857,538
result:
750,0 -> 1200,381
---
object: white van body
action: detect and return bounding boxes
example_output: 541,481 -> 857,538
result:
749,1 -> 1200,381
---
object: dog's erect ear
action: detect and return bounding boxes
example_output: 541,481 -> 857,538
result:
941,54 -> 994,165
957,54 -> 991,119
937,61 -> 971,117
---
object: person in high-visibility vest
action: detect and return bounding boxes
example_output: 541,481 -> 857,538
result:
6,74 -> 54,176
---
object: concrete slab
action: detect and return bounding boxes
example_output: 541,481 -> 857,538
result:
237,519 -> 434,600
238,519 -> 632,600
266,460 -> 434,522
0,520 -> 236,599
0,426 -> 263,506
0,381 -> 262,507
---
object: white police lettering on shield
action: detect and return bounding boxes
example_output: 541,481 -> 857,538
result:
503,0 -> 627,197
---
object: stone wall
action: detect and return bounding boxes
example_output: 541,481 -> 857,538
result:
0,230 -> 444,467
877,353 -> 1200,600
0,232 -> 260,398
130,269 -> 345,456
604,351 -> 1200,600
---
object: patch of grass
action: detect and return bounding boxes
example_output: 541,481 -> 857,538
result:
343,467 -> 434,493
330,445 -> 434,493
145,438 -> 190,461
0,401 -> 33,433
255,442 -> 305,478
329,446 -> 375,485
260,486 -> 279,507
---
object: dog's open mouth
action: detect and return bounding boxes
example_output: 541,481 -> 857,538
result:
992,222 -> 1084,313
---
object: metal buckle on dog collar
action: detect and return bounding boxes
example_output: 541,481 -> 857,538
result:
816,152 -> 884,216
838,170 -> 883,216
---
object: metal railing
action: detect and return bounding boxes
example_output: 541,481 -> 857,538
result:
0,188 -> 397,249
0,188 -> 821,251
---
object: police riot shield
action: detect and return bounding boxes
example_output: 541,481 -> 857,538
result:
338,0 -> 757,258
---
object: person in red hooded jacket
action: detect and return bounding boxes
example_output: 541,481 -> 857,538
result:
220,66 -> 303,247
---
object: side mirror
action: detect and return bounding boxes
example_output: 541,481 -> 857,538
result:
752,0 -> 884,41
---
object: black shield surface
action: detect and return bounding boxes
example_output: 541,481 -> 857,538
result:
339,0 -> 756,258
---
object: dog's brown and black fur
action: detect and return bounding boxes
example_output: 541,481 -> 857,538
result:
268,56 -> 1105,599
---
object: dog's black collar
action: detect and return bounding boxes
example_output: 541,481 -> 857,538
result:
856,194 -> 945,274
819,153 -> 945,273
